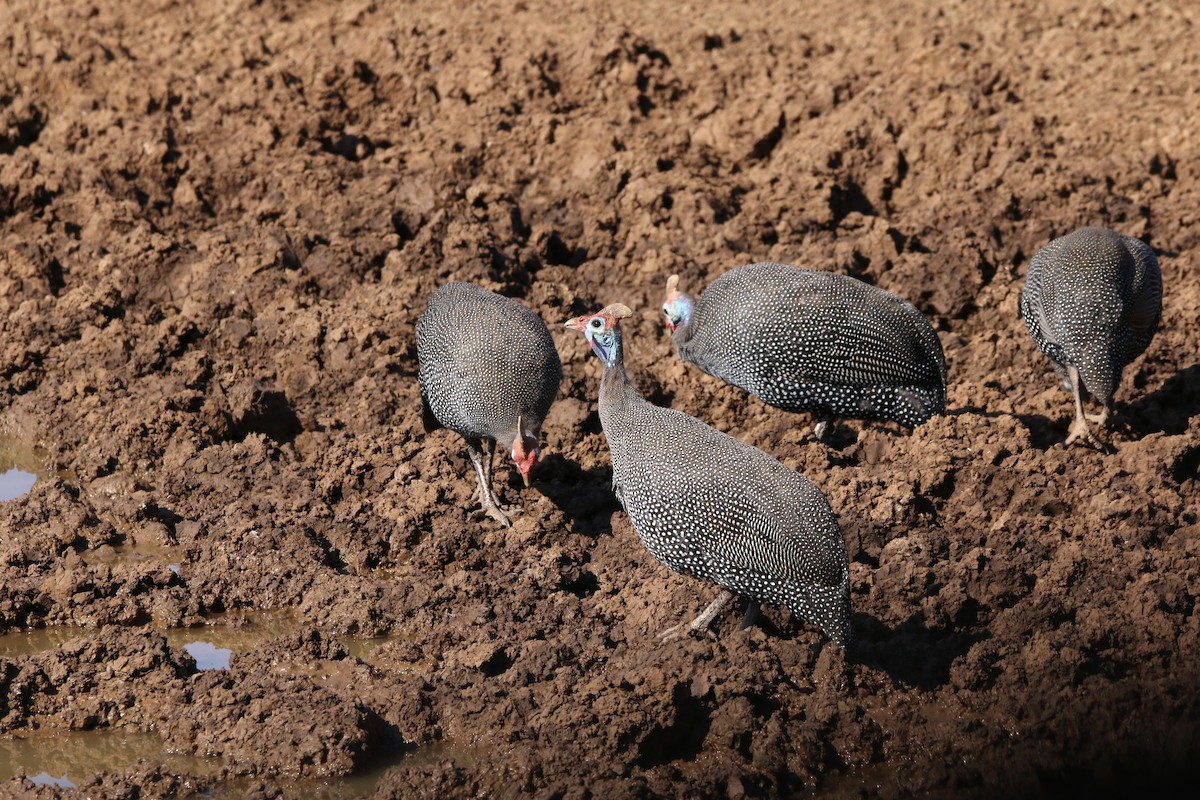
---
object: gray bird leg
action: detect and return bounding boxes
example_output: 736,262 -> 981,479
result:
658,589 -> 734,642
1064,366 -> 1102,448
465,437 -> 512,527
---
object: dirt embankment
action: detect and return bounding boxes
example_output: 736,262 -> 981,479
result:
2,0 -> 1199,797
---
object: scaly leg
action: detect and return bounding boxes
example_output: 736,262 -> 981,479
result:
1064,366 -> 1102,448
465,437 -> 512,527
658,589 -> 734,642
1086,403 -> 1111,427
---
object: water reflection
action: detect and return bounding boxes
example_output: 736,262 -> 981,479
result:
0,729 -> 216,783
0,436 -> 45,502
182,641 -> 232,670
0,613 -> 418,792
0,610 -> 404,664
0,729 -> 464,797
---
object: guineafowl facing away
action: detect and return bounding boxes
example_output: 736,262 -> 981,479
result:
1020,226 -> 1162,447
564,303 -> 850,645
662,263 -> 946,439
417,282 -> 562,526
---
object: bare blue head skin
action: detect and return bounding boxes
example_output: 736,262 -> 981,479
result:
562,303 -> 633,367
662,274 -> 695,332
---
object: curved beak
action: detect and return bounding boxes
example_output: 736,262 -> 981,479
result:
563,317 -> 586,331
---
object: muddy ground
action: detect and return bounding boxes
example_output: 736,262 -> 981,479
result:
2,0 -> 1199,797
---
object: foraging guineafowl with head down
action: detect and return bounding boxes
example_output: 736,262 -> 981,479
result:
1020,226 -> 1162,447
662,263 -> 946,439
417,282 -> 562,526
564,303 -> 850,645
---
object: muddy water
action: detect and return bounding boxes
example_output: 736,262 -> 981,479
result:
0,436 -> 44,502
0,615 -> 417,792
0,730 -> 431,796
27,772 -> 74,788
0,610 -> 399,663
208,742 -> 481,800
0,730 -> 215,784
181,640 -> 232,670
0,730 -> 468,796
81,540 -> 182,575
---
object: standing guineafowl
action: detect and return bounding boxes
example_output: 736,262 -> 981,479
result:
417,282 -> 562,526
662,263 -> 946,439
564,303 -> 850,645
1020,226 -> 1162,447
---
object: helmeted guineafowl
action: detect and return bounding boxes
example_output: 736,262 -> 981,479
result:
662,263 -> 947,439
1020,226 -> 1162,447
417,282 -> 562,526
564,303 -> 850,645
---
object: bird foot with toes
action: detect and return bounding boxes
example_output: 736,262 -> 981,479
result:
472,501 -> 521,527
1064,417 -> 1103,449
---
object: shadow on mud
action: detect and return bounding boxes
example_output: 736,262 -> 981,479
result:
1125,363 -> 1200,437
533,453 -> 619,538
848,611 -> 985,690
1008,362 -> 1200,447
946,406 -> 1065,451
1013,412 -> 1067,450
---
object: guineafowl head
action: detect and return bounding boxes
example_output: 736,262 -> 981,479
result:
661,274 -> 694,332
510,415 -> 539,487
563,303 -> 633,365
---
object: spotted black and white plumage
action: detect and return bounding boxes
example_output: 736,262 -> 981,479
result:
564,304 -> 850,646
663,263 -> 946,435
1020,226 -> 1162,446
417,282 -> 561,525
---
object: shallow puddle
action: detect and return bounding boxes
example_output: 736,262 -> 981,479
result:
343,634 -> 406,662
0,610 -> 406,665
0,730 -> 466,796
0,613 -> 417,790
0,436 -> 45,502
29,772 -> 75,788
0,626 -> 83,659
160,610 -> 300,660
263,750 -> 412,800
0,729 -> 217,784
182,640 -> 232,670
208,741 -> 478,800
81,540 -> 182,575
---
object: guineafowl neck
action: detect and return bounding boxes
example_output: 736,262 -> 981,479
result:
671,321 -> 695,349
671,293 -> 698,346
598,329 -> 638,418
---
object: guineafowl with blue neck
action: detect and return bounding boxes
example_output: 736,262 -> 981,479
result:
663,263 -> 946,439
564,303 -> 850,645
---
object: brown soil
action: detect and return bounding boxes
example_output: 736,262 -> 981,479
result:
2,0 -> 1199,797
